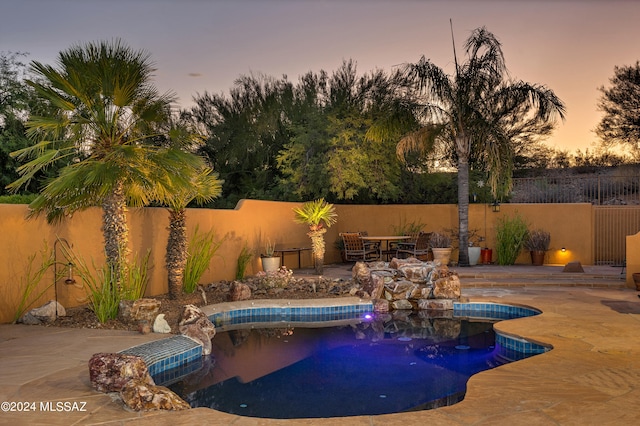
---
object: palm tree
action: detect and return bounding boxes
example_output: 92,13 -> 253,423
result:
392,27 -> 565,265
165,165 -> 222,299
293,198 -> 337,274
7,39 -> 201,281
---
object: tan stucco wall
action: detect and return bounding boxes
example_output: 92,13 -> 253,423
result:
626,232 -> 640,288
0,201 -> 594,323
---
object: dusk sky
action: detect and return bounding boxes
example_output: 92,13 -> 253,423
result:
2,0 -> 639,153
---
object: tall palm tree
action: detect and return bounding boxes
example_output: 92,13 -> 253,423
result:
7,39 -> 201,280
392,27 -> 565,265
293,198 -> 337,274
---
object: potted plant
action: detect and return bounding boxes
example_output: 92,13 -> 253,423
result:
293,198 -> 337,274
524,229 -> 551,266
468,241 -> 482,266
260,239 -> 281,272
429,231 -> 452,266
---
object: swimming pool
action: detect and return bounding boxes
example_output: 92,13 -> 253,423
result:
158,303 -> 550,419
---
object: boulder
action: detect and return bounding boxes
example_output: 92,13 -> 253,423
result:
88,353 -> 154,393
368,273 -> 386,299
20,300 -> 65,324
432,275 -> 461,299
118,298 -> 161,323
392,299 -> 414,310
372,298 -> 390,313
179,305 -> 216,356
418,299 -> 454,311
152,314 -> 172,334
352,262 -> 372,292
120,379 -> 190,411
228,281 -> 251,301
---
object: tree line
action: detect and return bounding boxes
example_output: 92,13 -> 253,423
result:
4,50 -> 639,209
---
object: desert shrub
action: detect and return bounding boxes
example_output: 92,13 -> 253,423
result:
184,226 -> 223,293
235,244 -> 253,280
495,213 -> 529,265
120,250 -> 151,301
12,242 -> 56,322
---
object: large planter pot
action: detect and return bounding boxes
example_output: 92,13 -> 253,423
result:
530,250 -> 546,266
432,247 -> 452,266
480,248 -> 493,264
633,273 -> 640,291
468,246 -> 481,266
261,256 -> 281,273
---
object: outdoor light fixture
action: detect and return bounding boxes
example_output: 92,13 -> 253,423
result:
64,262 -> 76,285
561,247 -> 566,252
491,201 -> 501,212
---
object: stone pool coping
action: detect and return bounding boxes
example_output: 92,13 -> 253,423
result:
120,297 -> 549,385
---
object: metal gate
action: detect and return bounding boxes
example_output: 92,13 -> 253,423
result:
594,206 -> 640,265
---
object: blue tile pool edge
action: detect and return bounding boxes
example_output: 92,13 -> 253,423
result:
119,300 -> 550,382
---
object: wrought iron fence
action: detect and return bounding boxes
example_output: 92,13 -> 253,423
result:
511,175 -> 640,205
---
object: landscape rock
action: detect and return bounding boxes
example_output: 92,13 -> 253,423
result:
153,314 -> 172,333
120,378 -> 190,411
20,300 -> 65,324
432,275 -> 461,299
179,305 -> 216,355
228,281 -> 252,301
372,298 -> 390,313
88,353 -> 154,393
118,298 -> 161,323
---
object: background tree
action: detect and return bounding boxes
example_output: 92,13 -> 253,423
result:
0,51 -> 60,195
8,39 -> 202,281
595,61 -> 640,158
390,26 -> 565,264
185,74 -> 293,208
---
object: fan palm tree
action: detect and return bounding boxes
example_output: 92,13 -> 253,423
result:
7,39 -> 201,281
387,27 -> 565,265
165,165 -> 222,299
293,198 -> 337,274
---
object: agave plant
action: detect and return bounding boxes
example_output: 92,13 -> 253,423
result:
293,199 -> 337,274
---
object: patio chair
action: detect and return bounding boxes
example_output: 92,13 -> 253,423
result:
358,231 -> 380,251
341,232 -> 380,262
396,231 -> 432,260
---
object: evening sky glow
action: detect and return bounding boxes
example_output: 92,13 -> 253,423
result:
1,0 -> 639,152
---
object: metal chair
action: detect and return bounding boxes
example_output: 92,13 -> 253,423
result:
341,232 -> 380,261
396,231 -> 432,260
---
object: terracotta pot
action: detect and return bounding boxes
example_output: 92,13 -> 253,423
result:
633,273 -> 640,291
432,247 -> 452,266
530,250 -> 546,266
480,248 -> 493,264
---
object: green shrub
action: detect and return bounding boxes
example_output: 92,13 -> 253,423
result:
235,244 -> 253,280
120,250 -> 151,301
184,226 -> 223,293
0,194 -> 38,204
495,213 -> 529,265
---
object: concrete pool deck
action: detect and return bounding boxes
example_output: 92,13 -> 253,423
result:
1,264 -> 640,425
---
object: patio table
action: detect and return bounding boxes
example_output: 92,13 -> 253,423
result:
361,236 -> 410,261
274,245 -> 311,269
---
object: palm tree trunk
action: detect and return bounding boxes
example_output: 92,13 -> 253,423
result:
308,228 -> 327,275
102,181 -> 129,286
457,156 -> 470,266
166,208 -> 187,299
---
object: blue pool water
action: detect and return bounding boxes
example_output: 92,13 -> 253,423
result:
166,310 -> 547,419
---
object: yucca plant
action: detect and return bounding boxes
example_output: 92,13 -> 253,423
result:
293,198 -> 337,275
